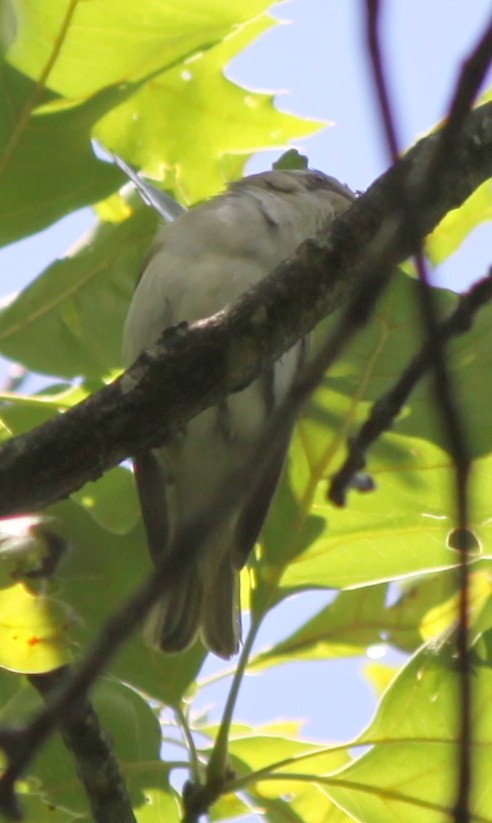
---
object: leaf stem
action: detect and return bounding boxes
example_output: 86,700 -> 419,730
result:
175,704 -> 201,783
206,616 -> 262,783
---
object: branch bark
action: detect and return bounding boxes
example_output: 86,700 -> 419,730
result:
29,668 -> 137,823
0,101 -> 491,516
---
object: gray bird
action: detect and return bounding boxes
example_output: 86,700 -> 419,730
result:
122,168 -> 354,658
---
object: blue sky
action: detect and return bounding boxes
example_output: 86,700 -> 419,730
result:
1,0 -> 491,745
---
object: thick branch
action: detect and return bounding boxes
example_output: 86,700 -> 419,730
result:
0,101 -> 491,515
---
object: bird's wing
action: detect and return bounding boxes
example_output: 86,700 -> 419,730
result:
231,339 -> 306,571
232,427 -> 291,571
133,451 -> 169,565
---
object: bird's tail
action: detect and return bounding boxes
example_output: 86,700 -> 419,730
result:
144,527 -> 241,659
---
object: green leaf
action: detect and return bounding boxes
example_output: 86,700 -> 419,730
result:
6,0 -> 277,98
273,149 -> 309,171
0,383 -> 89,412
322,272 -> 492,458
72,467 -> 141,536
251,562 -> 492,670
384,571 -> 466,652
210,792 -> 256,821
362,662 -> 400,698
418,567 -> 492,642
245,791 -> 353,823
426,179 -> 492,265
275,437 -> 490,593
0,63 -> 125,246
11,795 -> 81,823
473,593 -> 492,640
3,0 -> 324,236
0,386 -> 78,441
0,399 -> 141,538
95,14 -> 323,203
251,271 -> 492,609
321,641 -> 492,823
225,729 -> 348,779
49,499 -> 207,707
213,727 -> 351,823
250,586 -> 389,668
0,203 -> 157,379
0,672 -> 177,821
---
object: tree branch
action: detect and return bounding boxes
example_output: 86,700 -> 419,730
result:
29,668 -> 137,823
329,270 -> 492,506
363,15 -> 492,823
0,101 -> 491,516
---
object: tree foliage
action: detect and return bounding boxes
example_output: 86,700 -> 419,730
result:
0,2 -> 491,822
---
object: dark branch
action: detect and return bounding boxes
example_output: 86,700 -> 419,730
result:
329,271 -> 492,506
29,668 -> 137,823
0,102 -> 490,517
365,10 -> 492,823
437,18 -> 492,823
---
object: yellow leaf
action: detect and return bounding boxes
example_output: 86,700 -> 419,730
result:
94,192 -> 134,223
0,583 -> 72,674
363,662 -> 400,698
420,570 -> 492,641
426,179 -> 492,265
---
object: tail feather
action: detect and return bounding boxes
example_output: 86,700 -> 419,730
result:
145,564 -> 203,653
201,556 -> 240,659
145,525 -> 241,659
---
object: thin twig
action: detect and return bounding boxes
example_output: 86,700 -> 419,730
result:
365,6 -> 492,823
329,271 -> 492,505
366,0 -> 400,157
174,705 -> 201,784
430,14 -> 492,176
436,18 -> 492,823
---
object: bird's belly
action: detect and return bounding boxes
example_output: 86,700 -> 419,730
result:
155,344 -> 300,522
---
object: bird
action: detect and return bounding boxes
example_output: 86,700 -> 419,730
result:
122,167 -> 354,658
